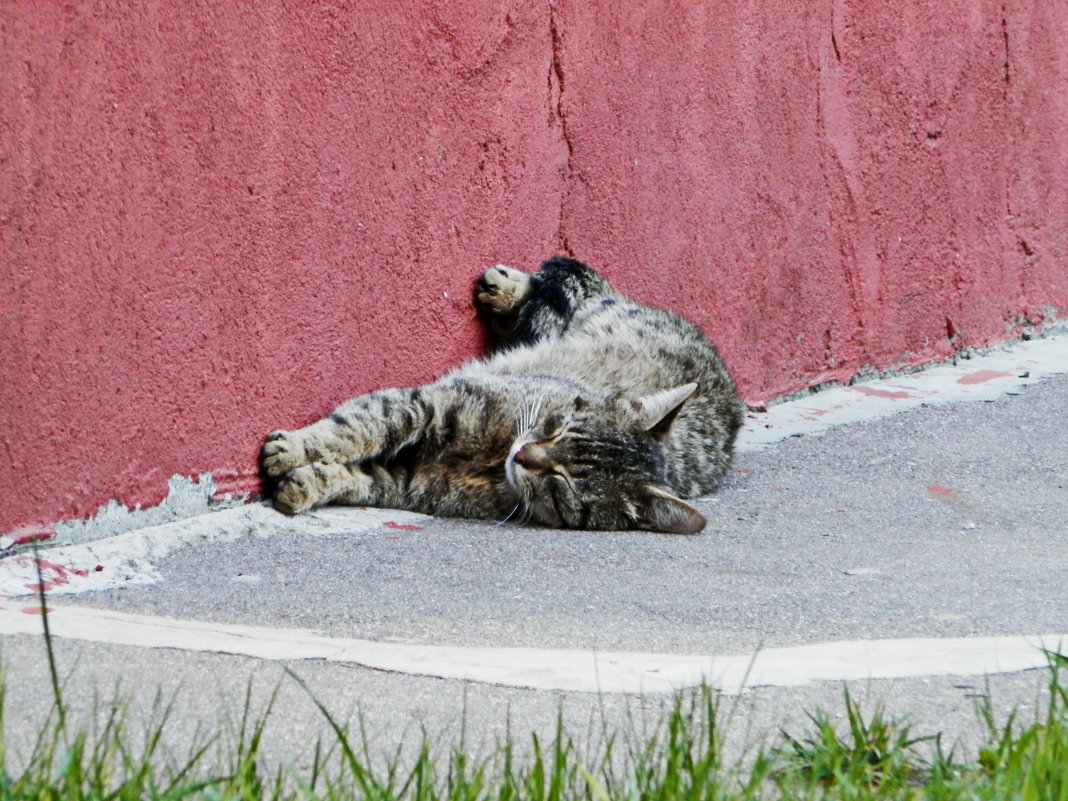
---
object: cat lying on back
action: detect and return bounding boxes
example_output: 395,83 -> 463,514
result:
261,256 -> 742,534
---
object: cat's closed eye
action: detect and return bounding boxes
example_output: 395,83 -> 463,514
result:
538,413 -> 569,440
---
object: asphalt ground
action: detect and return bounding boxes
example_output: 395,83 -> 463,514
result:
1,343 -> 1065,772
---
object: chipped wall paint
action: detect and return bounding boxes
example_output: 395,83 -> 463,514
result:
3,2 -> 1068,535
0,474 -> 234,556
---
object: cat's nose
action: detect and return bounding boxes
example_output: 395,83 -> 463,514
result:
513,444 -> 547,468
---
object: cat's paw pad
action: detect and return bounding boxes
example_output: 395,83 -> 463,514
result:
261,431 -> 306,478
272,466 -> 319,515
475,265 -> 530,314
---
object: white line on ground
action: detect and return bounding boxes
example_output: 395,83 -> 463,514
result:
737,334 -> 1068,451
1,602 -> 1063,694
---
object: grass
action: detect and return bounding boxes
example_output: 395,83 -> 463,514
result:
3,597 -> 1068,799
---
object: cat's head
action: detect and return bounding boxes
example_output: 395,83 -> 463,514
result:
505,383 -> 706,534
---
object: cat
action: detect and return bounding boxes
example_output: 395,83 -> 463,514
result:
260,256 -> 743,534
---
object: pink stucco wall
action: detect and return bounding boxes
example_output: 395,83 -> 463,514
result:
3,2 -> 1066,536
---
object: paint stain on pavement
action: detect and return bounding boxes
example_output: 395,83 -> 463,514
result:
20,558 -> 89,594
850,385 -> 917,399
926,484 -> 977,519
927,485 -> 955,501
957,370 -> 1012,385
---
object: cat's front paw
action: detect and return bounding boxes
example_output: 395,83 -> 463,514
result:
272,466 -> 319,514
475,265 -> 530,314
261,431 -> 307,478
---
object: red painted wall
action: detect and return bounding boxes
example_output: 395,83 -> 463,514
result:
3,2 -> 1066,535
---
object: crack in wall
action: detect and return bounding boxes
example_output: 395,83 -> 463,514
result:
816,3 -> 870,363
999,4 -> 1032,312
548,0 -> 575,257
1000,5 -> 1011,88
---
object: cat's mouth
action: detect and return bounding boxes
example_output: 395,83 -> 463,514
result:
504,438 -> 528,492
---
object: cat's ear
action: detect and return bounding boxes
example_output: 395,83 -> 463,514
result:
631,383 -> 697,441
639,485 -> 706,535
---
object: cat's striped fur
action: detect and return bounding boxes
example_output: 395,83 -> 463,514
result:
261,256 -> 742,534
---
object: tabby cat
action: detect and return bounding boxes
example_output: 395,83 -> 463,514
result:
261,256 -> 742,534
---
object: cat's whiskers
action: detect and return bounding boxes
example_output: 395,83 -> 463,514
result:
498,475 -> 533,526
495,503 -> 522,526
525,395 -> 544,432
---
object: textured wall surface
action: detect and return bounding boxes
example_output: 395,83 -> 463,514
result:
2,1 -> 1066,535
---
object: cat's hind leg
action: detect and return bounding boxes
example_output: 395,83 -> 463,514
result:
478,256 -> 617,348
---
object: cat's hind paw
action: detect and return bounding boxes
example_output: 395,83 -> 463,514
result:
475,265 -> 531,314
261,430 -> 307,478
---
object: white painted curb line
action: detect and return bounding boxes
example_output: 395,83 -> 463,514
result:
1,602 -> 1063,694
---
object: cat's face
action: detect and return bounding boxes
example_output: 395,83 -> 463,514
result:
504,390 -> 705,534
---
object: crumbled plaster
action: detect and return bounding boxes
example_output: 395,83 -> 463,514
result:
0,474 -> 246,556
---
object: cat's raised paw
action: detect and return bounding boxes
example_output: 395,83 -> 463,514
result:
475,265 -> 531,314
261,431 -> 307,478
273,466 -> 318,515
